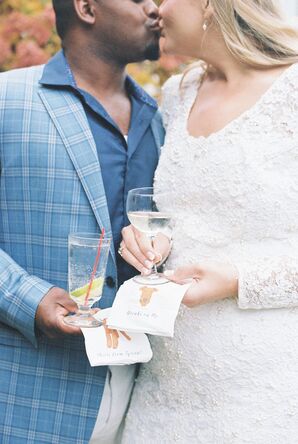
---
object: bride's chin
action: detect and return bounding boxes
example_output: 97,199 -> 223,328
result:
159,38 -> 177,56
160,37 -> 194,58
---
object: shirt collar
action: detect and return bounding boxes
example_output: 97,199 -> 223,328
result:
40,50 -> 73,88
40,50 -> 157,109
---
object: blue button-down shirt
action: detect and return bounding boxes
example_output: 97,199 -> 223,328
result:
40,51 -> 160,285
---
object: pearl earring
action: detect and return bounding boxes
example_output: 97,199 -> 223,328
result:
203,21 -> 208,31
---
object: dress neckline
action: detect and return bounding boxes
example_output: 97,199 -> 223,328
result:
183,62 -> 298,142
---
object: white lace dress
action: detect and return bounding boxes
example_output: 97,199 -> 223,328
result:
122,64 -> 298,444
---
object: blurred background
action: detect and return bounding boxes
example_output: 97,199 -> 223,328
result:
0,0 -> 297,98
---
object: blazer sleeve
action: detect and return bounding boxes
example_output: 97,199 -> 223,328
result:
0,248 -> 53,347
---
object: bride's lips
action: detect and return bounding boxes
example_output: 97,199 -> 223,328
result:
148,19 -> 161,33
159,20 -> 165,37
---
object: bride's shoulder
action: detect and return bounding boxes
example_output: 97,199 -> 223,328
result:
161,73 -> 183,108
280,62 -> 298,99
274,62 -> 298,118
268,63 -> 298,137
161,65 -> 204,100
162,73 -> 182,92
160,74 -> 183,129
161,66 -> 205,128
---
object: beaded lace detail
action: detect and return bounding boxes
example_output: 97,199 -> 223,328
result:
123,64 -> 298,444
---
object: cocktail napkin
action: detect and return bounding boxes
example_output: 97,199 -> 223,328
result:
107,279 -> 191,337
82,309 -> 153,367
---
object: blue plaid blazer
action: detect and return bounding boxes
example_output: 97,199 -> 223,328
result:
0,65 -> 164,443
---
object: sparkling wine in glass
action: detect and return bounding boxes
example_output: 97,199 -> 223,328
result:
126,187 -> 173,285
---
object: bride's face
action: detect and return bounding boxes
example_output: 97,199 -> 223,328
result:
159,0 -> 207,58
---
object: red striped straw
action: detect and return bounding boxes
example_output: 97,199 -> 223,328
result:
84,228 -> 105,306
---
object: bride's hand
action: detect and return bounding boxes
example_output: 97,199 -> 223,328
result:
165,261 -> 239,307
119,225 -> 172,274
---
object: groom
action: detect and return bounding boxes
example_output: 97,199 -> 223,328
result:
0,0 -> 164,442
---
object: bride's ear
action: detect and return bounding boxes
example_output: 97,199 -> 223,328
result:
204,0 -> 214,12
203,0 -> 214,23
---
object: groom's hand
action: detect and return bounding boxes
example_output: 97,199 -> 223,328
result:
35,287 -> 82,338
120,225 -> 171,274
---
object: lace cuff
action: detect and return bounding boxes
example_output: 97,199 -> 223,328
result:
238,256 -> 298,310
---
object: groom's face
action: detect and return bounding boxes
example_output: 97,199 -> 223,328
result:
93,0 -> 161,63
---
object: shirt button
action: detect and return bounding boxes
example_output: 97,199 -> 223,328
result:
105,276 -> 116,288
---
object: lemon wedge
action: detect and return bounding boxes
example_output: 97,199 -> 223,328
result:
70,277 -> 104,304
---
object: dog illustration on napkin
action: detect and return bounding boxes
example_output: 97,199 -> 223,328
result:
102,319 -> 131,349
139,286 -> 158,307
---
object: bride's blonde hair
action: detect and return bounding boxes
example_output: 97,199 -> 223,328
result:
208,0 -> 298,68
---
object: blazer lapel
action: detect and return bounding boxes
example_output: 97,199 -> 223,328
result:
38,86 -> 116,263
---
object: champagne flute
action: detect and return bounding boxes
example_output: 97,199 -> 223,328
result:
126,187 -> 173,285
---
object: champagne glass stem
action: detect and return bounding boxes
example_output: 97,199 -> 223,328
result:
149,235 -> 156,272
148,235 -> 159,277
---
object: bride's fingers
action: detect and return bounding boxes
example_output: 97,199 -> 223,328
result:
164,265 -> 200,283
132,226 -> 157,261
119,243 -> 152,274
152,233 -> 172,264
121,226 -> 153,267
182,282 -> 204,307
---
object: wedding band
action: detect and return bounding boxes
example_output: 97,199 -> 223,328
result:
118,245 -> 124,257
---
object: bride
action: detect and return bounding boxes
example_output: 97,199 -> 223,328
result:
120,0 -> 298,442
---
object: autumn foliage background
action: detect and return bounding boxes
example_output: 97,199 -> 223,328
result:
0,0 -> 186,97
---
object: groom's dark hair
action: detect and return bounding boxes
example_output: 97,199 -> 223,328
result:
52,0 -> 77,40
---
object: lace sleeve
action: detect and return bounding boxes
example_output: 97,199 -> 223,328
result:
238,256 -> 298,310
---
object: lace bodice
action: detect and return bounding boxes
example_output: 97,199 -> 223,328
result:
122,64 -> 298,444
158,64 -> 298,310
